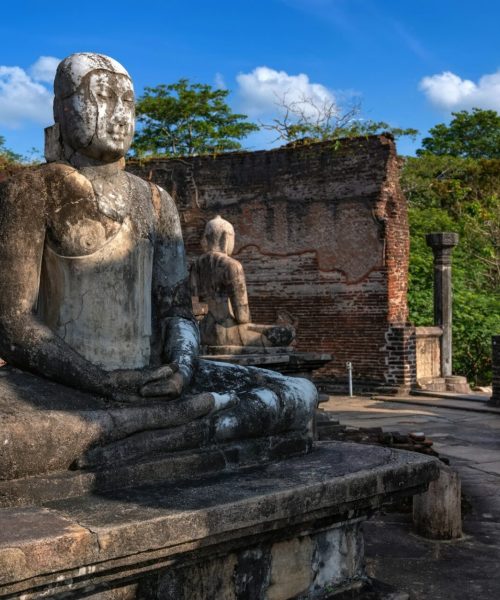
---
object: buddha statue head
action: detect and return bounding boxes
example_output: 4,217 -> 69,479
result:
202,215 -> 235,255
47,53 -> 135,163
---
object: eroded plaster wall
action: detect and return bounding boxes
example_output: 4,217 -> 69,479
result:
129,135 -> 415,388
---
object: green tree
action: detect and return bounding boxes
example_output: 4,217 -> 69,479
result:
0,135 -> 22,163
417,108 -> 500,159
132,79 -> 259,157
402,154 -> 500,385
0,135 -> 23,177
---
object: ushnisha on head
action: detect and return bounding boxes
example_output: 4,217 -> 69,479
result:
47,52 -> 135,163
202,215 -> 235,255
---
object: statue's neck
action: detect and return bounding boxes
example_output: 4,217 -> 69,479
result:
67,152 -> 125,176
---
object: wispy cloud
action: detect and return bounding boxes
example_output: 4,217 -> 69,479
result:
236,66 -> 336,117
0,56 -> 59,128
281,0 -> 431,61
279,0 -> 360,36
389,20 -> 431,61
420,69 -> 500,112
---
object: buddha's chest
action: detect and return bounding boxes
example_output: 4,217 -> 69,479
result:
46,169 -> 154,257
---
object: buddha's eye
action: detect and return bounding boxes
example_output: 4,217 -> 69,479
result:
122,93 -> 135,103
96,87 -> 113,99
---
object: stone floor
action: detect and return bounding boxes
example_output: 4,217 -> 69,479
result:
321,395 -> 500,600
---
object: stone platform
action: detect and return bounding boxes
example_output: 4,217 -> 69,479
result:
0,442 -> 439,599
200,350 -> 333,378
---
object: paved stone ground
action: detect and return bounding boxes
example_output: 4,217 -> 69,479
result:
321,395 -> 500,600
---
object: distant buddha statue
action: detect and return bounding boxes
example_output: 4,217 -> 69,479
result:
191,215 -> 296,352
0,53 -> 317,476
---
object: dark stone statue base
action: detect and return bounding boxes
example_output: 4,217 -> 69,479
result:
2,432 -> 311,509
0,442 -> 439,599
0,366 -> 312,508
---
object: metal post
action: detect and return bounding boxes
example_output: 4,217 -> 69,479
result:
346,362 -> 353,397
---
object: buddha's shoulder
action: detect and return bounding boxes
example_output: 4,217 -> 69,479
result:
0,164 -> 45,190
1,163 -> 98,217
0,165 -> 49,206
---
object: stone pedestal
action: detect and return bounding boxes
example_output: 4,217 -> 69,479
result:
0,442 -> 439,599
413,465 -> 462,540
415,326 -> 446,391
444,375 -> 470,394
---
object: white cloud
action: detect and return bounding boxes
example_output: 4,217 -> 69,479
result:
236,66 -> 336,117
0,56 -> 59,128
29,56 -> 60,83
420,69 -> 500,112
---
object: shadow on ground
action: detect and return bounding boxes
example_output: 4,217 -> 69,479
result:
322,395 -> 500,600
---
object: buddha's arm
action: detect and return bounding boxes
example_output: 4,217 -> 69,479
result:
228,261 -> 251,324
152,187 -> 199,387
0,171 -> 109,394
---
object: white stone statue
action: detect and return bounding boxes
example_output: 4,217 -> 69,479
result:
0,53 -> 317,471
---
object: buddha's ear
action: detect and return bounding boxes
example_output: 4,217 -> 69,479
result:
44,124 -> 64,162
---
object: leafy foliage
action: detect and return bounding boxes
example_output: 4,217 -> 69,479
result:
0,135 -> 23,178
0,135 -> 22,164
132,79 -> 259,157
403,154 -> 500,385
417,108 -> 500,159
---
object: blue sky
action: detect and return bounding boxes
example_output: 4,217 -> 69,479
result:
1,0 -> 499,158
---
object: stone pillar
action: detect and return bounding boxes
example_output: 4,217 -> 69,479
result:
426,232 -> 459,377
413,465 -> 462,540
490,336 -> 500,406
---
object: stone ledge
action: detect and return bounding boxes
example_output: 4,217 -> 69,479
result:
200,351 -> 333,373
0,442 -> 439,598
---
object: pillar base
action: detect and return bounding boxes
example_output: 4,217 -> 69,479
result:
445,375 -> 471,394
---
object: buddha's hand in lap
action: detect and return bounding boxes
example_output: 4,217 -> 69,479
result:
104,364 -> 186,401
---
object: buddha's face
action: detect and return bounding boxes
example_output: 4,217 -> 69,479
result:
57,70 -> 135,162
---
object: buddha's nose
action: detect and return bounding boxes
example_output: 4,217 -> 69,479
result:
112,98 -> 128,125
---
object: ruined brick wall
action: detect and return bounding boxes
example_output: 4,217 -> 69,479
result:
129,135 -> 414,389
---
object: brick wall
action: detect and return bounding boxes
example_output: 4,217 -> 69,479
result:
129,135 -> 415,390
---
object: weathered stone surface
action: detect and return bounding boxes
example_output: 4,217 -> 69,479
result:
413,465 -> 462,540
0,442 -> 439,599
444,375 -> 471,394
0,366 -> 229,480
415,326 -> 443,388
267,536 -> 313,599
0,507 -> 98,584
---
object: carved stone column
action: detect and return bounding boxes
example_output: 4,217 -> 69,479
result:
426,232 -> 459,377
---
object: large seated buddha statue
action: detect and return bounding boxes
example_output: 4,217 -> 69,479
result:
0,53 -> 317,483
